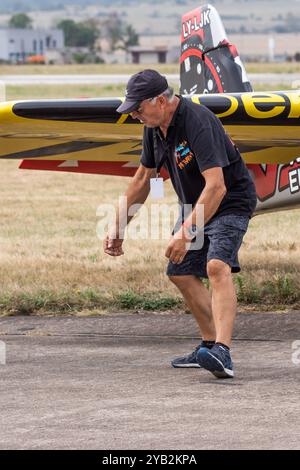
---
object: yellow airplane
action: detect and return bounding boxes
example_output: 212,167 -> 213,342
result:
0,3 -> 300,214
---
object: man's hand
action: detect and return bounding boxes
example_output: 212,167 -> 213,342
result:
165,227 -> 191,264
103,235 -> 124,257
103,164 -> 155,258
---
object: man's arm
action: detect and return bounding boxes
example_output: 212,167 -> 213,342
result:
104,164 -> 156,256
165,167 -> 226,264
184,166 -> 227,229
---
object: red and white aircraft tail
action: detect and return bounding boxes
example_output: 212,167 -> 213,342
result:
180,3 -> 300,214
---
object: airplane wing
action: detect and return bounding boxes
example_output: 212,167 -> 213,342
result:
1,93 -> 300,175
0,98 -> 142,177
0,3 -> 300,175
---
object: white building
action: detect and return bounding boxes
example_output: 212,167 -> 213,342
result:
128,46 -> 168,64
0,28 -> 64,63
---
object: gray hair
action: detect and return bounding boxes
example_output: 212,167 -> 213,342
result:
150,86 -> 175,105
161,86 -> 175,101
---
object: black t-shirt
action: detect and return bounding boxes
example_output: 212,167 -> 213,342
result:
141,96 -> 257,219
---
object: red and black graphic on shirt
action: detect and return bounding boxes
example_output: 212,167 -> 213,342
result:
175,141 -> 194,169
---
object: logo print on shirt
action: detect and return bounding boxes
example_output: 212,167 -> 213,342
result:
175,140 -> 194,169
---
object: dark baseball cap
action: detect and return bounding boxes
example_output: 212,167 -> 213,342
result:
116,69 -> 168,114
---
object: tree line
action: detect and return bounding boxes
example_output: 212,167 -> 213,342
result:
8,12 -> 139,53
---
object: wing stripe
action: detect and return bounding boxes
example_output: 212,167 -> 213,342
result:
0,140 -> 116,159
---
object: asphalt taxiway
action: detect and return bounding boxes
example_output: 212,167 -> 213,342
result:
0,311 -> 299,450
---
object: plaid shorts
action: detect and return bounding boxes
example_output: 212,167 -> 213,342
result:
166,214 -> 249,278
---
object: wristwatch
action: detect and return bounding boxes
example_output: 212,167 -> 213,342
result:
183,223 -> 199,240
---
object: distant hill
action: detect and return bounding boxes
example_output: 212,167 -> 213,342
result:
2,0 -> 300,35
0,0 -> 139,14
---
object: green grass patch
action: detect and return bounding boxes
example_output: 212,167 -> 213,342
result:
235,273 -> 300,306
0,277 -> 299,316
235,275 -> 262,304
0,289 -> 183,316
114,290 -> 182,311
0,289 -> 110,316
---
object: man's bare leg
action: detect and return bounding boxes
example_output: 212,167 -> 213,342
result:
207,259 -> 237,348
168,274 -> 216,340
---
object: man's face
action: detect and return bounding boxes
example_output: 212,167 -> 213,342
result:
130,96 -> 165,128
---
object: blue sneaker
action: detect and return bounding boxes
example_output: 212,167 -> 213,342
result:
171,341 -> 212,368
196,344 -> 234,378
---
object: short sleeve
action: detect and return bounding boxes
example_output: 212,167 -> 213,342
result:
186,116 -> 230,173
140,127 -> 156,169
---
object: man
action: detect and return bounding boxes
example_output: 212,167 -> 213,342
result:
104,69 -> 257,378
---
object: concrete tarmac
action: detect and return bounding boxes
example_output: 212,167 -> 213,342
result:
0,311 -> 300,450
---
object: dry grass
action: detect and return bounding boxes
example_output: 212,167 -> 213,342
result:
0,80 -> 300,315
5,82 -> 296,102
6,84 -> 127,100
0,159 -> 299,315
1,62 -> 300,76
0,63 -> 179,75
238,212 -> 300,305
5,82 -> 181,101
246,62 -> 300,74
0,160 -> 183,314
